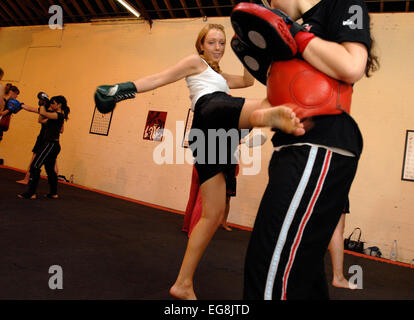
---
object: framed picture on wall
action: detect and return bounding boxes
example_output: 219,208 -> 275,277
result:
143,111 -> 167,141
182,108 -> 193,148
89,106 -> 113,136
402,130 -> 414,182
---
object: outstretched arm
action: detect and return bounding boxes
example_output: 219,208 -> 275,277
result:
21,104 -> 39,113
222,68 -> 255,89
21,103 -> 53,122
95,54 -> 206,114
133,54 -> 205,93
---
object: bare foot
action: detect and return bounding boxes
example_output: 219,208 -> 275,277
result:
222,224 -> 232,231
253,106 -> 305,136
169,282 -> 197,300
17,193 -> 37,200
332,277 -> 358,290
16,180 -> 29,185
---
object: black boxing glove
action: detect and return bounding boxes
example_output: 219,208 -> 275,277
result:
37,91 -> 49,106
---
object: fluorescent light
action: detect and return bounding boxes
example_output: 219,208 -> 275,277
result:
116,0 -> 141,18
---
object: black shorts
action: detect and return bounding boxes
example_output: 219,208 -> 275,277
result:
225,164 -> 238,197
189,92 -> 245,185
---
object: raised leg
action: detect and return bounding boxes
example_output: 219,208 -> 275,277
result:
238,98 -> 305,136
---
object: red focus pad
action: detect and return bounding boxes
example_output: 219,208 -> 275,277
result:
267,59 -> 352,119
231,3 -> 297,61
0,113 -> 11,132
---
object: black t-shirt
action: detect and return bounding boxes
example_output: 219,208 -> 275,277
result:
301,0 -> 371,50
272,0 -> 372,158
37,124 -> 47,141
44,112 -> 64,142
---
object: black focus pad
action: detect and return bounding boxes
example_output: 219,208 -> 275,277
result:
231,35 -> 272,86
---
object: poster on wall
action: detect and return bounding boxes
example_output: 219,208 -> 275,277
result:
143,111 -> 167,141
90,107 -> 113,136
402,130 -> 414,182
182,108 -> 193,148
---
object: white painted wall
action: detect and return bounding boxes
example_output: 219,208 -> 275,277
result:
1,13 -> 413,263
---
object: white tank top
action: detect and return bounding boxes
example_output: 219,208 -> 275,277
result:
186,59 -> 230,111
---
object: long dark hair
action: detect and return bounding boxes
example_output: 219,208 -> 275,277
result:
9,85 -> 19,95
50,95 -> 70,121
366,16 -> 380,77
366,37 -> 380,77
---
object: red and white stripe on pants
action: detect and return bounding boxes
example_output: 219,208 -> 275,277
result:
244,145 -> 358,300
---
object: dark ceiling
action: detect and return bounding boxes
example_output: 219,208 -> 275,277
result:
0,0 -> 413,28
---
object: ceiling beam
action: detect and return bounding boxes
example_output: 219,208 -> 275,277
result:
132,0 -> 150,18
0,1 -> 21,25
95,0 -> 109,15
3,0 -> 411,28
212,0 -> 223,16
82,0 -> 96,17
151,0 -> 165,19
20,0 -> 44,22
34,0 -> 50,15
195,0 -> 206,16
69,0 -> 89,22
163,0 -> 176,18
0,5 -> 13,26
46,0 -> 56,8
15,0 -> 41,25
132,0 -> 153,26
108,0 -> 121,13
179,0 -> 191,17
5,0 -> 31,25
82,0 -> 97,16
54,0 -> 78,23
